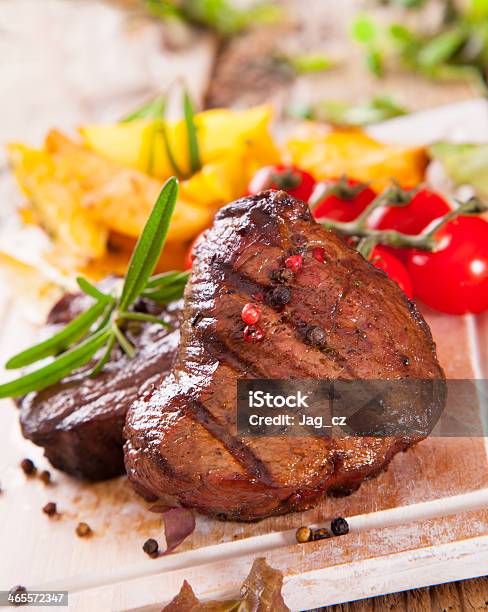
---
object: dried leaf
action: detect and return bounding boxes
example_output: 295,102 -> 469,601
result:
162,507 -> 196,554
162,558 -> 289,611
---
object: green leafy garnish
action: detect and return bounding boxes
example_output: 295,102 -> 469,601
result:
145,0 -> 282,37
183,91 -> 202,174
120,95 -> 167,123
123,90 -> 201,178
429,141 -> 488,200
0,177 -> 188,399
351,1 -> 488,92
119,177 -> 178,310
290,95 -> 408,127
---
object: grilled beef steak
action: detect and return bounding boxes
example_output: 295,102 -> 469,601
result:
125,191 -> 446,521
18,286 -> 181,481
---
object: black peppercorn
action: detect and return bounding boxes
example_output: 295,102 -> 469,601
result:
307,326 -> 327,348
143,538 -> 159,558
313,528 -> 331,541
20,459 -> 36,476
270,286 -> 291,308
331,516 -> 349,536
403,356 -> 410,366
76,522 -> 93,538
270,268 -> 294,284
42,502 -> 57,517
39,470 -> 51,485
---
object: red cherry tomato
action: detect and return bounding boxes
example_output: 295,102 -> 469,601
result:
184,231 -> 205,269
371,246 -> 413,299
374,188 -> 451,234
248,165 -> 316,202
407,216 -> 488,315
371,188 -> 451,263
312,178 -> 377,222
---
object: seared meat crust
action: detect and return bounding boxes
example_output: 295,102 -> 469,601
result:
125,191 -> 445,520
19,288 -> 181,481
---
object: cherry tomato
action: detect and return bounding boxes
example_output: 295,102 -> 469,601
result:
248,165 -> 316,202
407,216 -> 488,315
312,178 -> 377,222
374,188 -> 450,235
371,188 -> 451,264
184,231 -> 205,269
371,246 -> 413,299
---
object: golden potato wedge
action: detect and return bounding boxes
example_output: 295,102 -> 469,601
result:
45,130 -> 213,241
83,170 -> 212,242
80,105 -> 280,180
286,128 -> 428,190
7,143 -> 107,260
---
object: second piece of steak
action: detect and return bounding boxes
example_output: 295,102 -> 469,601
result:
125,191 -> 446,521
19,286 -> 181,481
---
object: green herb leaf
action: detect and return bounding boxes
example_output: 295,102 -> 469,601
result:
429,141 -> 488,199
89,333 -> 116,378
289,54 -> 335,74
161,122 -> 185,177
0,328 -> 111,398
183,90 -> 201,174
307,95 -> 408,127
146,270 -> 190,288
77,277 -> 115,303
112,324 -> 136,358
118,311 -> 171,328
417,27 -> 466,68
119,177 -> 179,311
5,300 -> 108,370
121,94 -> 166,123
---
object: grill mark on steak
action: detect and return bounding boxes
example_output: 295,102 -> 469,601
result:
125,191 -> 446,521
184,397 -> 274,484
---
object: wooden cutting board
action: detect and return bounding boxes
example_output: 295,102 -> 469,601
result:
1,99 -> 488,611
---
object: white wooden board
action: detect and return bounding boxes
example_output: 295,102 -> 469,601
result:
0,55 -> 488,610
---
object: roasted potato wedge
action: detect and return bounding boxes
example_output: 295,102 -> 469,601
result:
287,128 -> 428,190
80,105 -> 280,180
7,143 -> 107,260
45,130 -> 212,241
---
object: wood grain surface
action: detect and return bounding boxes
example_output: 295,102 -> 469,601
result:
318,575 -> 488,611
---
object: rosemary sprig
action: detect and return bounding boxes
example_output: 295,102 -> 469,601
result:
183,90 -> 202,174
0,177 -> 188,399
120,95 -> 166,123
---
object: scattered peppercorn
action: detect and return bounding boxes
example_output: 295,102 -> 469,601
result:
306,326 -> 327,348
8,585 -> 27,606
243,325 -> 265,344
313,528 -> 331,541
312,246 -> 326,263
295,526 -> 312,543
42,502 -> 57,517
403,356 -> 410,366
331,517 -> 349,536
270,268 -> 294,284
142,538 -> 159,558
76,522 -> 93,538
285,254 -> 303,273
241,303 -> 261,326
20,458 -> 36,476
39,470 -> 51,485
270,286 -> 291,308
